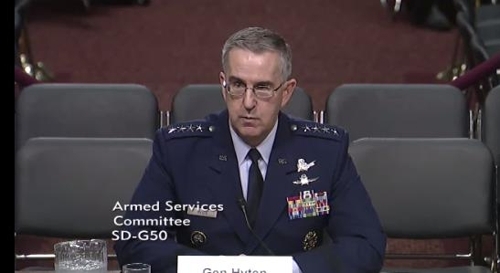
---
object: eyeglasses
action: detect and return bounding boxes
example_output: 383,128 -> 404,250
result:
223,80 -> 285,99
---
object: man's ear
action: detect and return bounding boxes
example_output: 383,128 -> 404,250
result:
281,79 -> 297,108
219,72 -> 227,101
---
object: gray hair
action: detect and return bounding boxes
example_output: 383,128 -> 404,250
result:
221,26 -> 292,81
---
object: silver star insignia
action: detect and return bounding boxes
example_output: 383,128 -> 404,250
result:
321,127 -> 330,133
179,126 -> 186,132
303,126 -> 311,132
187,124 -> 195,132
196,125 -> 203,132
312,126 -> 320,132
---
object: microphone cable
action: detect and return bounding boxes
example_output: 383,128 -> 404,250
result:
237,198 -> 275,256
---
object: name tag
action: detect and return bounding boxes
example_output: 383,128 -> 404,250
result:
186,208 -> 218,218
178,255 -> 293,273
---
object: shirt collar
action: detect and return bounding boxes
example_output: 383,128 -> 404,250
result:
230,118 -> 278,166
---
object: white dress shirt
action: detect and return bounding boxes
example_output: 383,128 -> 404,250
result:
229,120 -> 303,273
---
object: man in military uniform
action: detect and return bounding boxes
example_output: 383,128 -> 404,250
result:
114,26 -> 386,273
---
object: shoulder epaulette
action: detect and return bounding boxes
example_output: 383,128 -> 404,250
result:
289,120 -> 344,141
161,120 -> 214,140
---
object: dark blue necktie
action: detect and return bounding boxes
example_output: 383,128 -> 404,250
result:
247,148 -> 264,227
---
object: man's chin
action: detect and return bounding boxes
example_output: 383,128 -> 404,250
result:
236,127 -> 262,144
239,128 -> 260,138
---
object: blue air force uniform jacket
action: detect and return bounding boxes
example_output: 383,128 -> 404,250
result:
114,110 -> 386,273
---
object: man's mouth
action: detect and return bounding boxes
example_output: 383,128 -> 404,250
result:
241,116 -> 257,120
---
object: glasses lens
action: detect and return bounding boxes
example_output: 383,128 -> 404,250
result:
254,90 -> 273,98
228,84 -> 245,96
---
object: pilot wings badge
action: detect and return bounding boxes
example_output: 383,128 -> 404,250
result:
297,158 -> 315,172
293,174 -> 318,186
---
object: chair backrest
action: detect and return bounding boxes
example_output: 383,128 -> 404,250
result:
484,41 -> 500,58
15,137 -> 153,239
169,84 -> 315,124
169,84 -> 224,125
483,84 -> 500,156
482,85 -> 500,192
477,21 -> 500,43
349,138 -> 496,263
15,83 -> 160,150
476,19 -> 500,59
325,84 -> 470,142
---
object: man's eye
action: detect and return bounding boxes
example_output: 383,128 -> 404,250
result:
233,82 -> 245,88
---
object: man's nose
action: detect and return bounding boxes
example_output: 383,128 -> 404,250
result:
242,88 -> 257,109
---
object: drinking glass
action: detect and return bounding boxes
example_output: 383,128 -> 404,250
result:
122,263 -> 151,273
54,239 -> 107,273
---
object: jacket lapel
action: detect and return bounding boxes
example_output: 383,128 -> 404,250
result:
205,110 -> 251,244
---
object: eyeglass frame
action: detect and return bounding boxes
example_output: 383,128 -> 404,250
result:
222,79 -> 286,99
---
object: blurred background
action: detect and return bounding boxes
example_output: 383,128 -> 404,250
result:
15,0 -> 460,112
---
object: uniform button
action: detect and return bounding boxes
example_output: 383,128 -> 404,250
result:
190,231 -> 207,247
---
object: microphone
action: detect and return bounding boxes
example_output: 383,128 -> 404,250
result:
237,198 -> 275,255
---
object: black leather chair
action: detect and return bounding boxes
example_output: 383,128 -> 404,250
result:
324,83 -> 470,142
350,138 -> 496,272
15,137 -> 153,267
481,85 -> 500,266
15,83 -> 160,151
